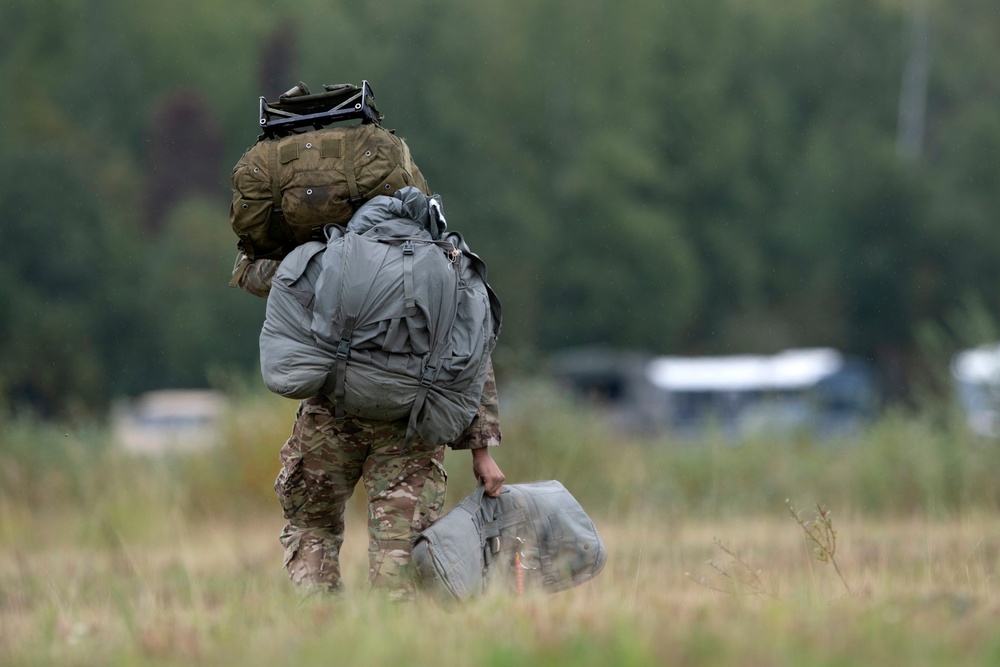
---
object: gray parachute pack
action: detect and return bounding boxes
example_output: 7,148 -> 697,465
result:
259,186 -> 501,445
412,481 -> 608,601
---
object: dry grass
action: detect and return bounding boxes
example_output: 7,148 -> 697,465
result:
4,391 -> 1000,665
3,503 -> 1000,667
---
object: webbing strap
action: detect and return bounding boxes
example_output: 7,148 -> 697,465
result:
267,141 -> 282,212
402,241 -> 415,310
481,510 -> 525,540
404,366 -> 437,446
458,484 -> 487,514
402,263 -> 461,448
343,129 -> 362,207
332,315 -> 357,421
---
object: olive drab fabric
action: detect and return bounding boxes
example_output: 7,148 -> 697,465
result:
259,187 -> 502,446
230,123 -> 430,260
412,481 -> 607,601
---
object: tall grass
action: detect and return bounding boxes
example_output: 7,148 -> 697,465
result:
4,510 -> 1000,666
3,381 -> 1000,536
3,384 -> 1000,665
490,381 -> 1000,519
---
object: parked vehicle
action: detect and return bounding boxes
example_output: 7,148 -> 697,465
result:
645,348 -> 878,439
551,347 -> 878,440
549,347 -> 672,435
111,389 -> 226,455
951,343 -> 1000,438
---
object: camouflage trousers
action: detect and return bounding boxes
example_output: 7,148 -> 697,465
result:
274,394 -> 447,599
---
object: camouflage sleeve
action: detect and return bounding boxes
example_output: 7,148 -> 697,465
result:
229,253 -> 280,299
449,358 -> 502,450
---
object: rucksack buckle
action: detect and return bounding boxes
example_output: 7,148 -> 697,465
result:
402,240 -> 414,256
336,339 -> 351,359
420,366 -> 438,388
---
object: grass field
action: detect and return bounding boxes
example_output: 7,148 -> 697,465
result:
3,383 -> 1000,666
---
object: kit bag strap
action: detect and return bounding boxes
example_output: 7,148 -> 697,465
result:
402,262 -> 460,448
268,140 -> 283,215
343,129 -> 363,208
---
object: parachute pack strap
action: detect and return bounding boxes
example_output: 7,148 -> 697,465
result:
458,483 -> 487,515
268,140 -> 283,214
343,129 -> 362,208
402,240 -> 416,310
402,268 -> 462,448
321,233 -> 355,416
332,314 -> 357,421
404,363 -> 439,449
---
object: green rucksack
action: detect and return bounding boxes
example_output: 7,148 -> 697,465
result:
229,81 -> 429,260
259,187 -> 502,445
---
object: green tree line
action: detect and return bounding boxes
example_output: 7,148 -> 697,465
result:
2,0 -> 999,416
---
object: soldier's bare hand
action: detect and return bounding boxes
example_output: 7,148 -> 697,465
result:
471,447 -> 505,496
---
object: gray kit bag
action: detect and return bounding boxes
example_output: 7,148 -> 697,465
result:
259,186 -> 501,445
412,481 -> 607,600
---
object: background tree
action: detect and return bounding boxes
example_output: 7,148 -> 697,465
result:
2,0 -> 999,416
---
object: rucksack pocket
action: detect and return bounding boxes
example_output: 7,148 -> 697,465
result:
281,183 -> 353,240
231,196 -> 289,260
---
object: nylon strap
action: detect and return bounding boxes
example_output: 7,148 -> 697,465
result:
268,140 -> 282,212
329,235 -> 379,421
403,260 -> 461,448
343,129 -> 362,207
404,369 -> 436,448
402,241 -> 415,310
481,511 -> 525,540
458,484 -> 487,514
332,314 -> 357,421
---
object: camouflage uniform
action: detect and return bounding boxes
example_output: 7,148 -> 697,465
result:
230,254 -> 279,299
233,254 -> 501,599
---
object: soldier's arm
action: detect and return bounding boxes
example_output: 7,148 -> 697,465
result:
472,446 -> 504,497
453,358 -> 505,496
229,253 -> 280,299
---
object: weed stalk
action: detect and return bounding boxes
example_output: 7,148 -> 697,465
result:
786,499 -> 852,596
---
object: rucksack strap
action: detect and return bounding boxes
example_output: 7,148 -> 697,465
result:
268,140 -> 283,217
405,364 -> 439,447
331,314 -> 357,421
403,255 -> 461,448
343,128 -> 363,209
325,233 -> 387,419
402,240 -> 416,310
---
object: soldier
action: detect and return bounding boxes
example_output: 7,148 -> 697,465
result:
232,254 -> 505,600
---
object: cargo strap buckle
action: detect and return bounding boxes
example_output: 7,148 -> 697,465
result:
420,366 -> 438,388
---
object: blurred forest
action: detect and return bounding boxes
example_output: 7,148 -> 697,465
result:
2,0 -> 999,417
